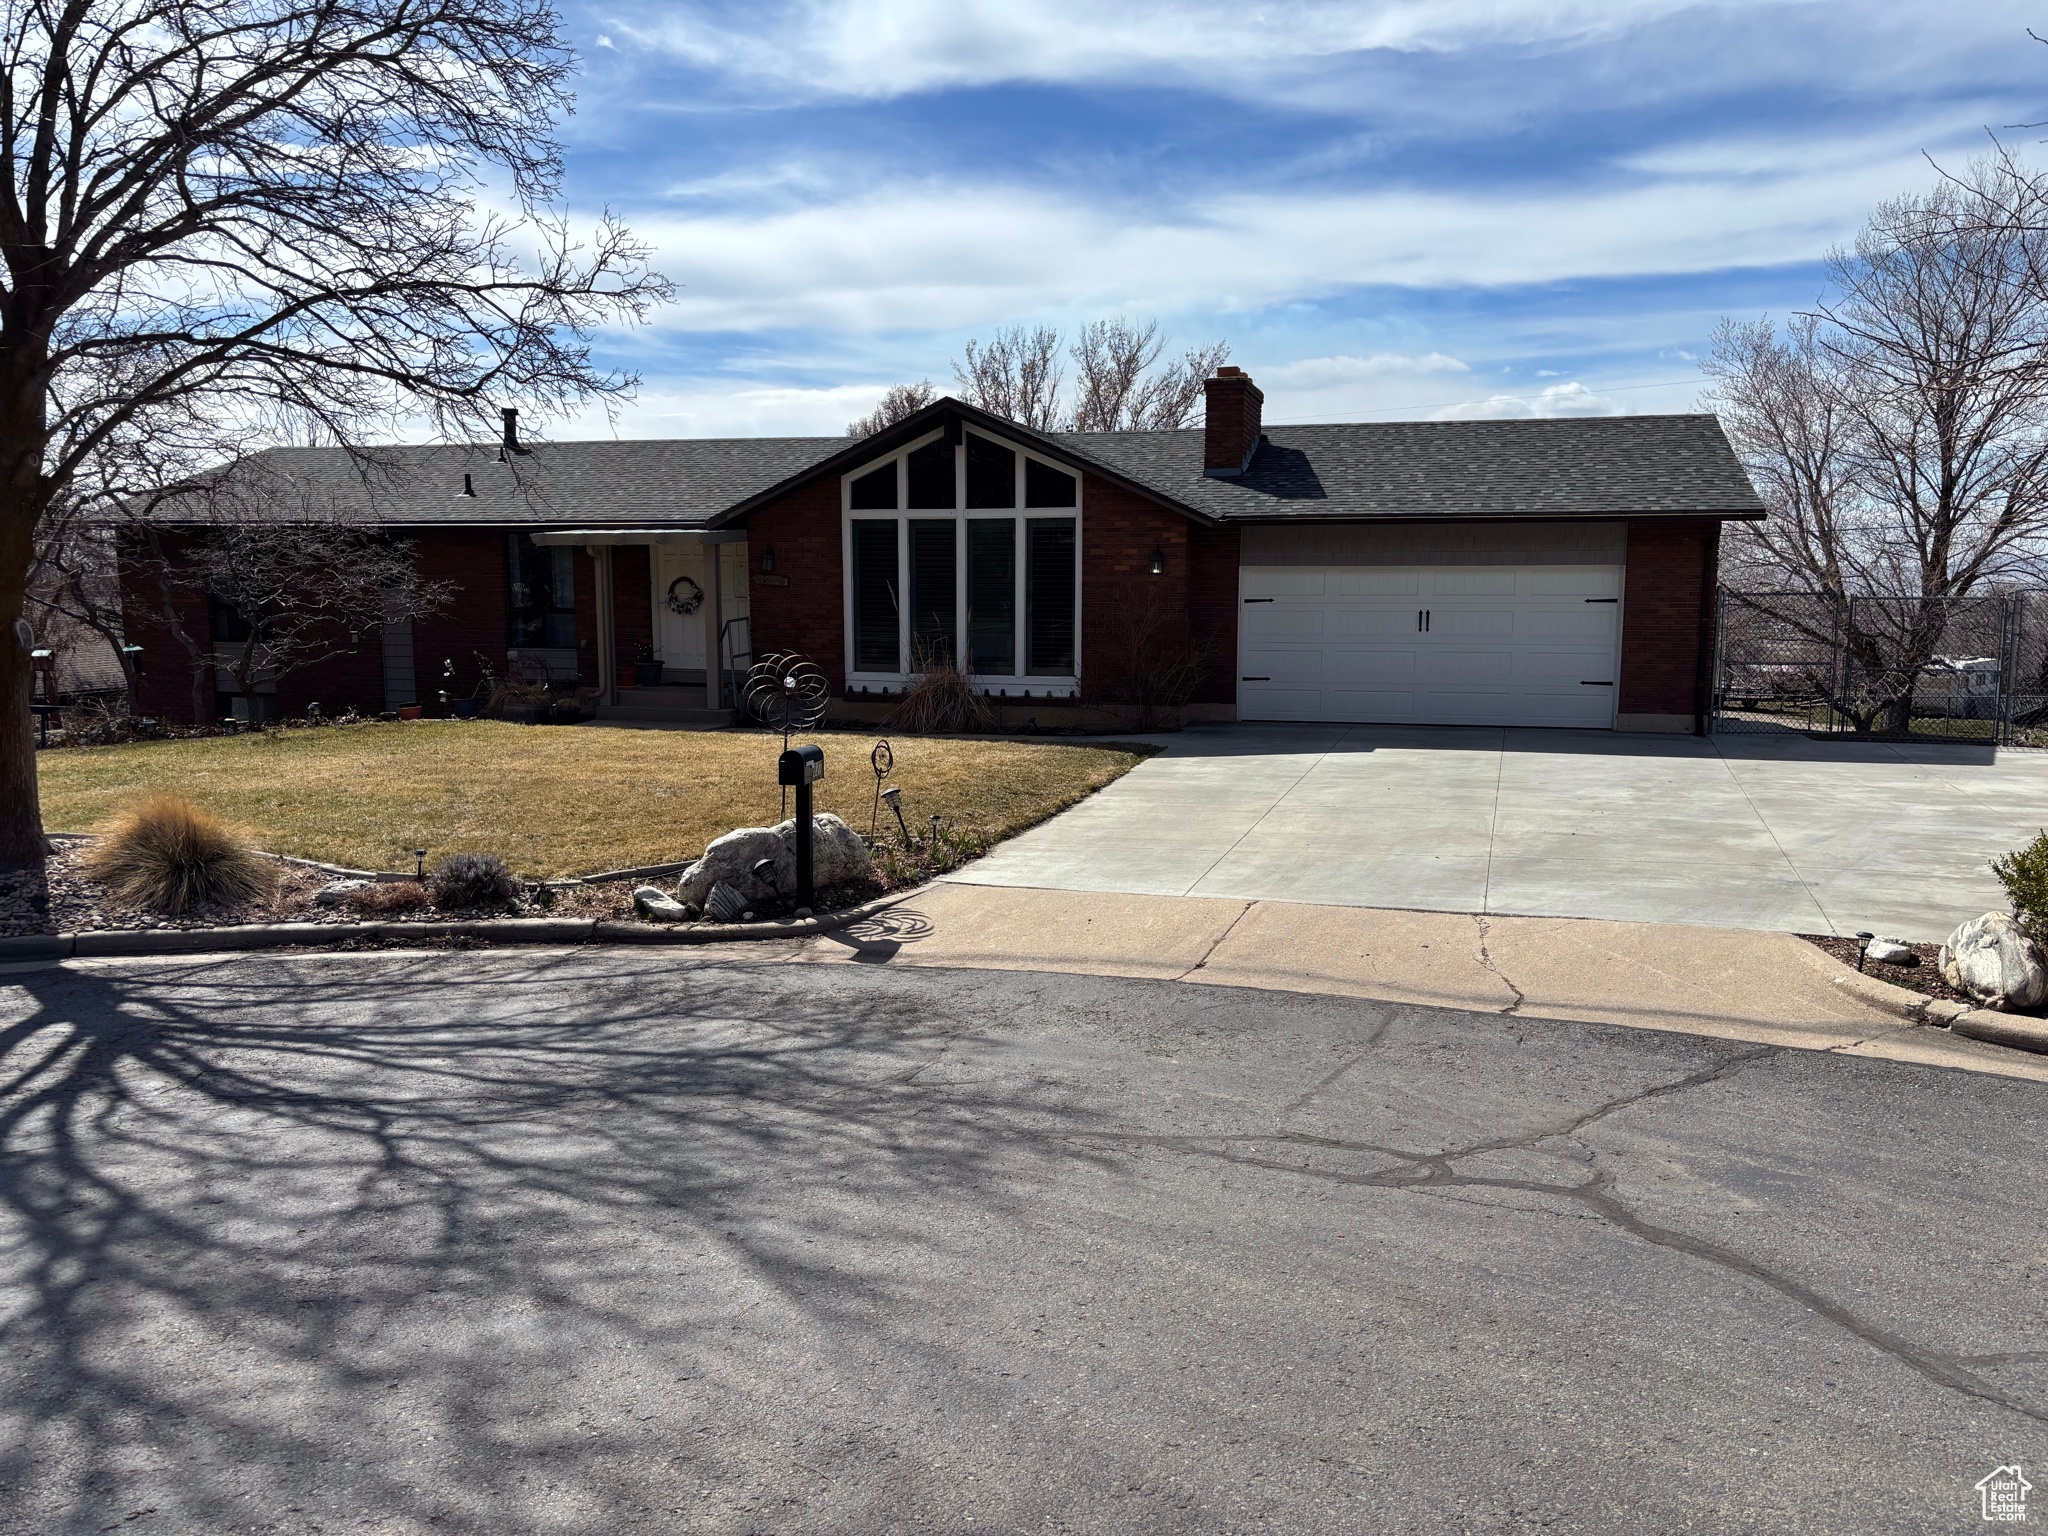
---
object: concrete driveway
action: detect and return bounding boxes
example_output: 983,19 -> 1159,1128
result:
950,724 -> 2048,941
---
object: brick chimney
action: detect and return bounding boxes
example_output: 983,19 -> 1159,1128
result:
1203,366 -> 1263,476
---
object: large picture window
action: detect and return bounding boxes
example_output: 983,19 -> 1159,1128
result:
843,428 -> 1080,687
506,533 -> 576,648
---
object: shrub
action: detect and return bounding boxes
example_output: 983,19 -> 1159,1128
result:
85,794 -> 275,914
888,647 -> 998,735
427,851 -> 519,909
1993,829 -> 2048,937
346,881 -> 432,915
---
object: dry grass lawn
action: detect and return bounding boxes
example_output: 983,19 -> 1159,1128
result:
36,721 -> 1148,878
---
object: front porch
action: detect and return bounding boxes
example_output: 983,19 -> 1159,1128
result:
532,527 -> 752,722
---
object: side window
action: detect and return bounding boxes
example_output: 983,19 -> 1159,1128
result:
967,520 -> 1016,675
851,520 -> 901,672
966,433 -> 1016,509
506,532 -> 576,648
1025,458 -> 1077,508
849,463 -> 896,510
908,519 -> 957,667
1026,518 -> 1076,675
906,438 -> 955,509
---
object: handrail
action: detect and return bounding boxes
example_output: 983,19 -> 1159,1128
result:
718,615 -> 752,710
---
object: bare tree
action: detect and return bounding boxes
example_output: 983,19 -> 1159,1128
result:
1070,319 -> 1229,431
846,380 -> 937,437
136,511 -> 451,727
1704,159 -> 2048,731
953,325 -> 1064,431
0,0 -> 669,867
27,502 -> 133,709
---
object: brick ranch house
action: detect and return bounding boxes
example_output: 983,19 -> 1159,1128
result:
122,367 -> 1765,733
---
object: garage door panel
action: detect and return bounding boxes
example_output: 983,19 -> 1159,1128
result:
1425,649 -> 1516,685
1525,609 -> 1617,642
1239,565 -> 1621,728
1430,570 -> 1517,597
1523,567 -> 1621,597
1242,569 -> 1327,598
1244,608 -> 1325,639
1430,607 -> 1515,639
1333,608 -> 1420,638
1331,569 -> 1420,597
1325,648 -> 1418,684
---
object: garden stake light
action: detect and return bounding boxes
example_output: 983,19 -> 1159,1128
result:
415,849 -> 428,882
882,785 -> 909,844
1856,931 -> 1874,971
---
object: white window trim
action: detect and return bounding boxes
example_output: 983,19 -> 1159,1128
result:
840,426 -> 1083,697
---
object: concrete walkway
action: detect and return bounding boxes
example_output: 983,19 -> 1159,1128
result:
946,723 -> 2048,941
796,883 -> 2048,1083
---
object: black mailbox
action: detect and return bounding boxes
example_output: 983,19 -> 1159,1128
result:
778,745 -> 825,787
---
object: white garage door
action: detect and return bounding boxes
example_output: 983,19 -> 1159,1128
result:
1238,565 -> 1623,727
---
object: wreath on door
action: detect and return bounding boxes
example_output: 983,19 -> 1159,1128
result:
664,575 -> 705,615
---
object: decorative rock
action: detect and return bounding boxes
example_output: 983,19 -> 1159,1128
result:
1940,912 -> 2048,1011
677,813 -> 873,909
1865,938 -> 1917,967
315,879 -> 374,907
631,885 -> 692,923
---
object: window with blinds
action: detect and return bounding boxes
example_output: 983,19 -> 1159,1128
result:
842,429 -> 1080,682
851,520 -> 900,672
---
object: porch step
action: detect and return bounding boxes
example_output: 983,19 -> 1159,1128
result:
593,686 -> 734,727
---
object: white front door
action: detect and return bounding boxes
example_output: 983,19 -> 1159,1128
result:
1238,564 -> 1623,727
651,544 -> 750,674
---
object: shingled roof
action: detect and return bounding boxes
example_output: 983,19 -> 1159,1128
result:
166,406 -> 1762,528
1070,414 -> 1765,521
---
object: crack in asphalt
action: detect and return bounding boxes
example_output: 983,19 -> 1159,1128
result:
1473,914 -> 1525,1015
1081,1043 -> 2048,1429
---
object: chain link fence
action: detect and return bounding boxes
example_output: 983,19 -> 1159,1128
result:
1712,589 -> 2042,743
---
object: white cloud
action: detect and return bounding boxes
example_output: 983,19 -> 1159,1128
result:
614,125 -> 1926,335
595,32 -> 615,48
612,0 -> 1828,102
1430,380 -> 1619,419
552,381 -> 886,439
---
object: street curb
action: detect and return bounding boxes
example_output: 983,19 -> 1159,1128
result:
1823,954 -> 2047,1054
0,885 -> 930,963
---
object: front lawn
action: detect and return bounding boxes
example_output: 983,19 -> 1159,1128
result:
36,722 -> 1146,878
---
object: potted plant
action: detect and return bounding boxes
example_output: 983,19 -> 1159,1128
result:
632,644 -> 664,689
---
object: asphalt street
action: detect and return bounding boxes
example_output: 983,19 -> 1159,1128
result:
0,948 -> 2042,1534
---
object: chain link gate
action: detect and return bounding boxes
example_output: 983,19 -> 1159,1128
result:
1712,589 -> 2038,743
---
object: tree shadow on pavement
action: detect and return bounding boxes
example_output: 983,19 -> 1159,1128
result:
0,950 -> 1110,1534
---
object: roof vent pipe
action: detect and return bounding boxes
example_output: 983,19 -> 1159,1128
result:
460,472 -> 474,497
499,406 -> 524,461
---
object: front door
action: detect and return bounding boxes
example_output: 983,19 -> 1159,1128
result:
651,543 -> 750,679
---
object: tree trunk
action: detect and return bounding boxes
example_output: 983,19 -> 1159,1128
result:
0,496 -> 49,869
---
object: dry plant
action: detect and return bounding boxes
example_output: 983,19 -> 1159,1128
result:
1087,592 -> 1212,731
428,852 -> 519,908
85,794 -> 274,914
346,882 -> 432,915
888,646 -> 999,734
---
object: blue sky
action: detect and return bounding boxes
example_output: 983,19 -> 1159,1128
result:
539,0 -> 2047,439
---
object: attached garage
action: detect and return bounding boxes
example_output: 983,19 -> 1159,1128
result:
1238,563 -> 1622,727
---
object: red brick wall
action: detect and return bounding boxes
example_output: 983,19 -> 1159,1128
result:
740,479 -> 846,687
413,529 -> 508,707
120,530 -> 215,725
1620,518 -> 1718,728
1186,521 -> 1240,706
613,545 -> 654,669
1079,473 -> 1196,703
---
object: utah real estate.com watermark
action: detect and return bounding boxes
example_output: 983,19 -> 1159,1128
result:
1978,1465 -> 2031,1523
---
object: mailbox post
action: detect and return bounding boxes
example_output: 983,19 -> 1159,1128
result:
776,744 -> 826,908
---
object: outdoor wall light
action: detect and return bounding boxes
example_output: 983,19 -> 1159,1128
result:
1855,930 -> 1875,971
760,546 -> 777,573
1149,543 -> 1166,575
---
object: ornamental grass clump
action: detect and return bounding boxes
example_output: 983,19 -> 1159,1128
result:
1992,828 -> 2048,939
86,794 -> 274,914
426,851 -> 519,909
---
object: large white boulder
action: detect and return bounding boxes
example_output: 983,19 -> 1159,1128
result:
1939,912 -> 2048,1012
677,813 -> 872,909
